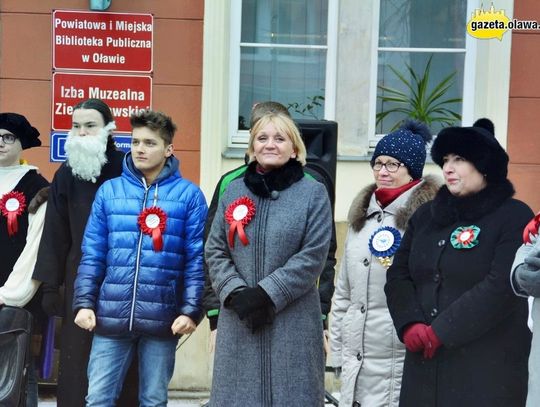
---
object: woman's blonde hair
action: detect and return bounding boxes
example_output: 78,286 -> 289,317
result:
247,112 -> 307,166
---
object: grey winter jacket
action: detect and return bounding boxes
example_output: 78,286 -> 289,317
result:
330,176 -> 440,407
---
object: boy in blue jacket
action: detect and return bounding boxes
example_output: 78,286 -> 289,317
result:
73,110 -> 207,406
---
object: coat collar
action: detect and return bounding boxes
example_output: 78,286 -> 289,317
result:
348,174 -> 441,232
430,179 -> 515,226
243,159 -> 304,198
123,153 -> 180,186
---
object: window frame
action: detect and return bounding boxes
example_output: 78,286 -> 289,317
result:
227,0 -> 338,147
368,0 -> 478,149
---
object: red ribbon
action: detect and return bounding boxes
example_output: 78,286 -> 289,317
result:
137,206 -> 167,251
225,196 -> 256,248
523,212 -> 540,244
0,191 -> 26,237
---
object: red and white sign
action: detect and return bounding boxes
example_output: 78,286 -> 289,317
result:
52,72 -> 152,133
53,10 -> 153,73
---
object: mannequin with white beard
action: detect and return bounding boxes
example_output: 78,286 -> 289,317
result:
33,99 -> 138,407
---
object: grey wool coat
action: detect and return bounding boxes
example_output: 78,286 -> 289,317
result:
205,160 -> 332,407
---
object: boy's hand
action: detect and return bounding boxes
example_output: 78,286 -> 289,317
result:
171,315 -> 196,335
74,308 -> 96,331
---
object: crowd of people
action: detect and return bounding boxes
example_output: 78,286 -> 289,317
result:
1,98 -> 540,407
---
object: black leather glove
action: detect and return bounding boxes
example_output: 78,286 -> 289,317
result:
245,306 -> 275,333
208,315 -> 218,331
41,284 -> 64,317
227,286 -> 273,320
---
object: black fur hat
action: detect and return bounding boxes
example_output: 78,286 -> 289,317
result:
430,118 -> 509,183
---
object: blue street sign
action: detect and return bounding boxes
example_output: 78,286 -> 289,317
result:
49,132 -> 132,162
50,132 -> 68,162
113,135 -> 132,153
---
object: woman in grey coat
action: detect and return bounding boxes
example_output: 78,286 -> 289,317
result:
205,112 -> 332,406
329,121 -> 438,407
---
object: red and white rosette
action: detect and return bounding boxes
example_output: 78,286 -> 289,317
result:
0,191 -> 26,236
523,212 -> 540,244
225,196 -> 255,248
138,206 -> 167,251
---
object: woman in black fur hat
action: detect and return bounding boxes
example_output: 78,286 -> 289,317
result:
385,118 -> 533,407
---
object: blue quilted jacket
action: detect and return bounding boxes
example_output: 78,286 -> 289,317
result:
73,153 -> 208,338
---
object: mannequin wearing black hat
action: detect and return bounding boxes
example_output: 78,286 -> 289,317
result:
385,119 -> 533,406
329,120 -> 441,407
0,113 -> 49,406
32,99 -> 138,407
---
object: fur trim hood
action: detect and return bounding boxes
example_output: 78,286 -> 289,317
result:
348,174 -> 441,232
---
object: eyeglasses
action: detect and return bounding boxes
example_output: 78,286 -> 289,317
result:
371,161 -> 405,173
0,133 -> 17,145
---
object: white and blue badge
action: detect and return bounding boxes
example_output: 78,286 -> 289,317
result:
368,226 -> 402,268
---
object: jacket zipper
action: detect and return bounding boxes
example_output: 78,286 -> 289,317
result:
129,177 -> 151,331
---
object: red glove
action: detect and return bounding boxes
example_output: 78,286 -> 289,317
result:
403,323 -> 429,352
423,326 -> 442,359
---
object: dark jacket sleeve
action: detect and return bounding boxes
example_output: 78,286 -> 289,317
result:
73,187 -> 108,312
304,165 -> 337,322
319,217 -> 337,321
202,173 -> 227,329
178,187 -> 208,323
33,168 -> 71,286
384,206 -> 429,340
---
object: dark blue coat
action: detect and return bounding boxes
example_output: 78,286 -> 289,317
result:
73,154 -> 207,337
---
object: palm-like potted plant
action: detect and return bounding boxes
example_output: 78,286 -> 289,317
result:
376,55 -> 462,131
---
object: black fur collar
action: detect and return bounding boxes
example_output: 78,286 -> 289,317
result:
431,179 -> 515,226
244,159 -> 304,198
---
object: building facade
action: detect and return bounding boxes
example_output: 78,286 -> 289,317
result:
1,0 -> 538,393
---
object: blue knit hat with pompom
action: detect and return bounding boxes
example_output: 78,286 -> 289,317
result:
371,120 -> 432,180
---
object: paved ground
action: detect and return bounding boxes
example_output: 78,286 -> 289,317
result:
37,389 -> 210,406
37,389 -> 340,406
38,400 -> 206,406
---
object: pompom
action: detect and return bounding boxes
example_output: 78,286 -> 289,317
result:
399,120 -> 432,144
473,118 -> 495,136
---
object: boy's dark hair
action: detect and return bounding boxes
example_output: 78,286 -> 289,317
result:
74,98 -> 114,125
130,110 -> 177,144
250,101 -> 290,128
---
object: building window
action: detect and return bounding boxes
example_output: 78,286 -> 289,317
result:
229,0 -> 337,146
375,0 -> 471,139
